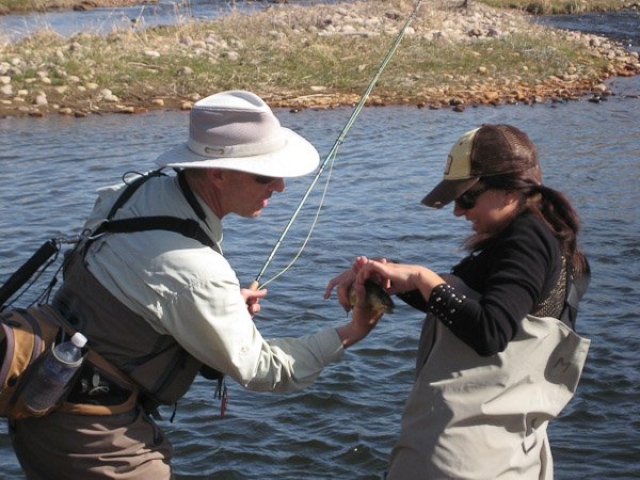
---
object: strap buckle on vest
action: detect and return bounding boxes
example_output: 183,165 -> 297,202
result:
87,221 -> 109,241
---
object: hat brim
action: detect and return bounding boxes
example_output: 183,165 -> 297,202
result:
155,128 -> 320,178
421,177 -> 479,209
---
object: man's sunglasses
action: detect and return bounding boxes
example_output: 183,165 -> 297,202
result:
455,186 -> 491,210
254,175 -> 277,185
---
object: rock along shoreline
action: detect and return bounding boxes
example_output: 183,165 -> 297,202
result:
0,0 -> 639,119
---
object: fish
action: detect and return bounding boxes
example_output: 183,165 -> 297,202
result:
349,280 -> 395,314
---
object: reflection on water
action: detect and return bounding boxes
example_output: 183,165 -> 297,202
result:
1,79 -> 639,478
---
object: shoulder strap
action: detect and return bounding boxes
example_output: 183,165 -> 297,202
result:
177,170 -> 207,221
96,217 -> 216,250
93,170 -> 216,250
106,170 -> 166,220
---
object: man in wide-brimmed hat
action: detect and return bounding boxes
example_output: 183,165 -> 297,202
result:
11,90 -> 384,479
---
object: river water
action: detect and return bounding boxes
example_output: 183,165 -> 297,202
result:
0,0 -> 342,41
1,0 -> 639,46
535,8 -> 640,48
1,5 -> 640,480
1,72 -> 639,478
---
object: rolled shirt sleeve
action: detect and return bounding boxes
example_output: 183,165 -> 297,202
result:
156,249 -> 344,392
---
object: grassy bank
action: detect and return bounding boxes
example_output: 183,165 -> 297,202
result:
0,0 -> 638,118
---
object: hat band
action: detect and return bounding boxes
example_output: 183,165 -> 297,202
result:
187,134 -> 287,159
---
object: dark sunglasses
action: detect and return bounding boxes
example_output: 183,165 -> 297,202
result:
253,175 -> 277,185
455,186 -> 491,210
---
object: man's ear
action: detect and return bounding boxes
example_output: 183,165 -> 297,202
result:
206,168 -> 225,185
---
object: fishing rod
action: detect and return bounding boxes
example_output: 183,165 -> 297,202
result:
250,0 -> 423,290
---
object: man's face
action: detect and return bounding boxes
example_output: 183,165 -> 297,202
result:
221,170 -> 286,218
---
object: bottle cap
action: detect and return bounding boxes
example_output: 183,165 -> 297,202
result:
71,332 -> 88,348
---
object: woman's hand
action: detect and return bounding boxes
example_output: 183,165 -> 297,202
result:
356,259 -> 445,300
324,256 -> 376,311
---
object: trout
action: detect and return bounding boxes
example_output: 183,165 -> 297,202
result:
349,280 -> 395,313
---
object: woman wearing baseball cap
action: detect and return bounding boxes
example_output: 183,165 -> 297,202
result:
327,124 -> 591,479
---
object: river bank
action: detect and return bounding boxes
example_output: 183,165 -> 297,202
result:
0,0 -> 639,118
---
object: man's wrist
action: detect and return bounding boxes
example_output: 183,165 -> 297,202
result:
336,323 -> 366,349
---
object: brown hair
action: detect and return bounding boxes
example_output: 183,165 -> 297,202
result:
465,170 -> 588,274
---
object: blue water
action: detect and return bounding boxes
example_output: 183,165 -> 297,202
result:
0,0 -> 343,41
2,0 -> 639,48
536,9 -> 640,47
1,71 -> 639,478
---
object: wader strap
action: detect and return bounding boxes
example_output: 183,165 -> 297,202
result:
177,170 -> 207,221
93,169 -> 217,250
106,170 -> 166,220
93,217 -> 216,250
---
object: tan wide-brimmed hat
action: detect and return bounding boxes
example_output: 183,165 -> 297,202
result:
156,90 -> 320,178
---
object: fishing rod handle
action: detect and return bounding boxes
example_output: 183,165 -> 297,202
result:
0,239 -> 59,306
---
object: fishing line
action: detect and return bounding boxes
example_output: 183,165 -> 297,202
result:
253,0 -> 423,289
258,151 -> 337,289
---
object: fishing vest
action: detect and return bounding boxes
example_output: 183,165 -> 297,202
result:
52,170 -> 223,411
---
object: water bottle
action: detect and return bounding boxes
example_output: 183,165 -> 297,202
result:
21,332 -> 87,415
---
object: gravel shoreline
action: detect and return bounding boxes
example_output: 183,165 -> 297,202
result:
1,1 -> 639,118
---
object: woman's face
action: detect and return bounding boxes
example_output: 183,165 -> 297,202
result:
453,184 -> 519,235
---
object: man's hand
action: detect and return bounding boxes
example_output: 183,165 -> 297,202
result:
241,286 -> 267,317
325,256 -> 387,311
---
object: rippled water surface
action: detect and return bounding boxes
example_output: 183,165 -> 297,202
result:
2,0 -> 639,47
0,0 -> 342,41
1,73 -> 639,478
536,9 -> 640,47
